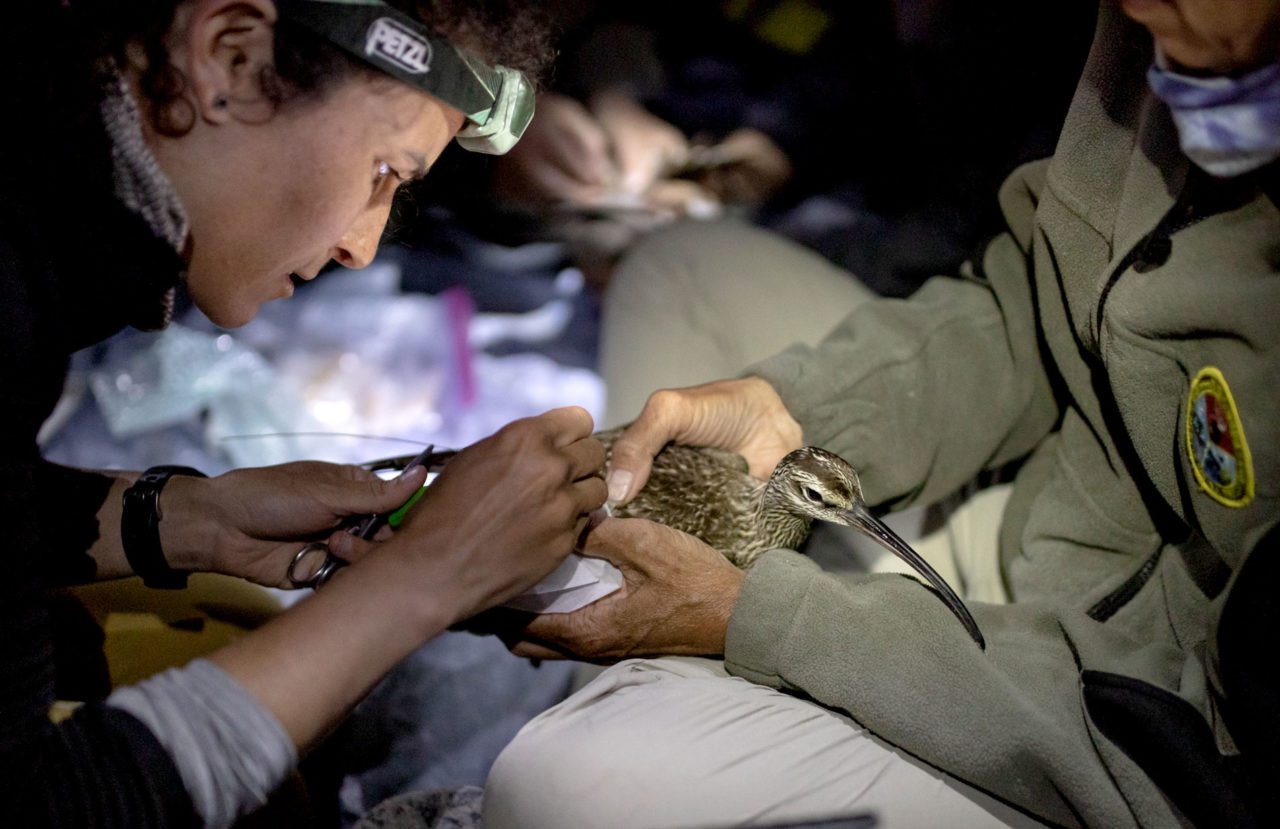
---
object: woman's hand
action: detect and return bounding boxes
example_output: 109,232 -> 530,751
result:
160,461 -> 429,588
352,407 -> 609,624
200,409 -> 604,754
607,376 -> 804,504
693,128 -> 793,208
500,517 -> 745,661
591,91 -> 691,198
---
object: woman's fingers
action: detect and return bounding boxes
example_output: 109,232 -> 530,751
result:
379,408 -> 615,621
325,531 -> 377,564
316,462 -> 427,517
572,476 -> 609,516
564,434 -> 608,481
536,405 -> 597,447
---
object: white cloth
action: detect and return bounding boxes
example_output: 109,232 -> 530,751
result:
503,554 -> 624,613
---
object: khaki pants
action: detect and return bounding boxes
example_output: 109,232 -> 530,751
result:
599,219 -> 875,427
485,221 -> 1032,827
485,653 -> 1035,829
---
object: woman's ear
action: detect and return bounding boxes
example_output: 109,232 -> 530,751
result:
176,0 -> 280,125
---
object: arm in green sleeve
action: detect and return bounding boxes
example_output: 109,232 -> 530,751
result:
726,550 -> 1184,828
748,162 -> 1060,509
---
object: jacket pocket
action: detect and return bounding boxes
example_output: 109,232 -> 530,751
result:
1082,670 -> 1265,827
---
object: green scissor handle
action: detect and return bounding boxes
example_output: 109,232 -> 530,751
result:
388,485 -> 428,528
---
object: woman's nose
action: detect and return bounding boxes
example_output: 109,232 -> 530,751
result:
332,201 -> 393,269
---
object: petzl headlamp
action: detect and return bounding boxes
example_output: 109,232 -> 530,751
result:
277,0 -> 535,154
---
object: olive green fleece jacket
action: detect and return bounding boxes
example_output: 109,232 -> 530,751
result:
726,3 -> 1278,827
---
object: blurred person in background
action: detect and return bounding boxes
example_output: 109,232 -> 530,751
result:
406,0 -> 1094,292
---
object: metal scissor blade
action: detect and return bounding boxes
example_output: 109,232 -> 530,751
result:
350,445 -> 459,539
362,447 -> 458,476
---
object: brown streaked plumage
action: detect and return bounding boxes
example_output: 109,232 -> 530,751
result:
596,428 -> 985,648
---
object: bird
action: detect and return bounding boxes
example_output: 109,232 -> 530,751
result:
595,428 -> 986,649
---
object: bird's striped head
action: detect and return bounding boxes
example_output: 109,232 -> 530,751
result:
763,446 -> 864,521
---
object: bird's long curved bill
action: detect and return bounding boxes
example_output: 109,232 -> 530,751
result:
842,504 -> 986,649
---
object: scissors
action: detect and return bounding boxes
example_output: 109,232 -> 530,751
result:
287,444 -> 459,589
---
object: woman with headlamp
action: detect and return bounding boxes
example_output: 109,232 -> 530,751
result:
0,2 -> 605,826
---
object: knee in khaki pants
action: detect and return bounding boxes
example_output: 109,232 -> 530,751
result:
485,657 -> 1036,829
601,219 -> 871,425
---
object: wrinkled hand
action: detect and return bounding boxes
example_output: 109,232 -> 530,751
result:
492,93 -> 616,209
607,377 -> 803,505
161,461 -> 429,588
498,518 -> 745,662
346,408 -> 609,624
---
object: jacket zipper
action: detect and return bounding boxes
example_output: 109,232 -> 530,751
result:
1094,178 -> 1203,343
1088,172 -> 1201,623
1087,199 -> 1192,620
1086,169 -> 1257,623
1093,167 -> 1258,341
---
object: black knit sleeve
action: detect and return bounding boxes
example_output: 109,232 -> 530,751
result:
19,704 -> 201,828
1,249 -> 196,827
32,460 -> 116,586
0,507 -> 199,828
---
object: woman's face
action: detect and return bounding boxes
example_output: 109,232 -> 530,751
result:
149,1 -> 465,327
161,75 -> 463,328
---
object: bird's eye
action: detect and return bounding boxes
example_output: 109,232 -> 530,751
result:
802,487 -> 824,504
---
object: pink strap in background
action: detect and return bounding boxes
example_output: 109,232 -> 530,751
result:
442,285 -> 477,409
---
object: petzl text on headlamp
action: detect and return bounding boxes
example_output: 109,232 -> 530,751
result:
277,0 -> 535,154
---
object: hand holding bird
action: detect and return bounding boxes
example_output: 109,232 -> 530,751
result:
604,376 -> 804,504
507,518 -> 745,662
597,430 -> 985,648
507,378 -> 985,657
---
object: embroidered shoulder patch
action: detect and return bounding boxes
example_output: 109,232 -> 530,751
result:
1186,366 -> 1254,508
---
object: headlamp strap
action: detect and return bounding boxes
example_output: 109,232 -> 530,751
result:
277,0 -> 501,122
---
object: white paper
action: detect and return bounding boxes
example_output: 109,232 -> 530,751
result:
502,554 -> 624,614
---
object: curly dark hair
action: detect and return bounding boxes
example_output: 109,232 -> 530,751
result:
71,0 -> 555,136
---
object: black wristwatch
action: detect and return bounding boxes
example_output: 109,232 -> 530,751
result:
120,465 -> 207,589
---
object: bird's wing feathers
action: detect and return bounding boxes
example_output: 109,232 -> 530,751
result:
596,431 -> 762,563
695,447 -> 750,474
